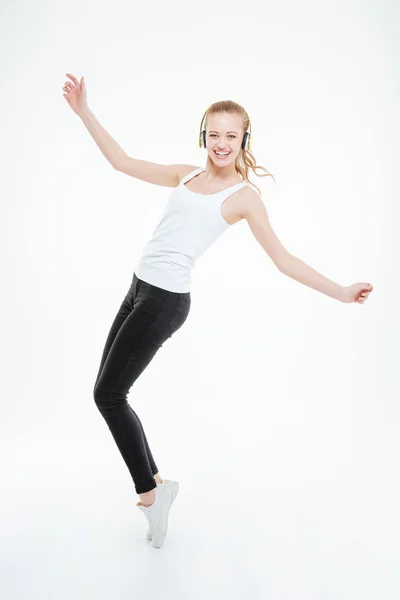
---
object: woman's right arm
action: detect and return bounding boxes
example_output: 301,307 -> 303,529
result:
79,106 -> 128,169
79,107 -> 194,186
63,73 -> 196,187
63,73 -> 127,169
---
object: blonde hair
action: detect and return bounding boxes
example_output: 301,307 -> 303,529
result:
200,100 -> 275,196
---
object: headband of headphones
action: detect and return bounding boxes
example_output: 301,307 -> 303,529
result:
199,106 -> 252,151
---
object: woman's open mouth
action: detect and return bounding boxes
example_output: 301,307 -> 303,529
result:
214,151 -> 231,160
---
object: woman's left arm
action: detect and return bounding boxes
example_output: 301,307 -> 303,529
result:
241,189 -> 374,304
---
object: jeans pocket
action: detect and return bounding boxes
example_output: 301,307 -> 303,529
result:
168,294 -> 191,336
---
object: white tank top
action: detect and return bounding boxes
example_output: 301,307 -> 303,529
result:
134,167 -> 249,292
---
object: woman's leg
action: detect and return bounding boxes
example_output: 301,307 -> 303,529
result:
93,277 -> 160,481
93,277 -> 187,497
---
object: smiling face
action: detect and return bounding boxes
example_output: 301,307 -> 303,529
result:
204,112 -> 245,167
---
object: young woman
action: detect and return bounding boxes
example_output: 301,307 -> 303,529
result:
62,73 -> 374,548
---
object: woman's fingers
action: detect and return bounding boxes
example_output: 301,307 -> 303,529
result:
66,73 -> 79,85
355,284 -> 373,303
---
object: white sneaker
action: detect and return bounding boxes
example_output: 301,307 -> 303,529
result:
137,479 -> 179,548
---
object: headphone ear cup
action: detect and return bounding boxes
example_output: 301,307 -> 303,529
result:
202,130 -> 206,148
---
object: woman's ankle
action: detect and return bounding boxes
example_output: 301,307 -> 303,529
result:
139,488 -> 156,506
154,473 -> 163,484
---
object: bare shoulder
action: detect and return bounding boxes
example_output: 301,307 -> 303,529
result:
176,164 -> 201,185
236,184 -> 263,219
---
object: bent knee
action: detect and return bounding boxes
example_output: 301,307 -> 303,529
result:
93,385 -> 112,408
93,385 -> 128,410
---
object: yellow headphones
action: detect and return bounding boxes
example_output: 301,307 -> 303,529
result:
198,106 -> 252,151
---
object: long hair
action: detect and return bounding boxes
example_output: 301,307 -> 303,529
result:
201,100 -> 275,196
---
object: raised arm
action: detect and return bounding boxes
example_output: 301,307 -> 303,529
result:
241,187 -> 374,304
62,73 -> 195,187
63,73 -> 127,168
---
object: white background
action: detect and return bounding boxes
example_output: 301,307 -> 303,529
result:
1,0 -> 398,598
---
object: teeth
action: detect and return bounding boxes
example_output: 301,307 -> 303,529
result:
215,151 -> 230,155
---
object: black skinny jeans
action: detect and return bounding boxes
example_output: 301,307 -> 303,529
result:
93,273 -> 191,494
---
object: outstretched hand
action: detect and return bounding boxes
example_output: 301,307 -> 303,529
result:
62,73 -> 88,115
342,282 -> 374,304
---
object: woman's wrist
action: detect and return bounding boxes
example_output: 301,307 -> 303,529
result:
78,105 -> 91,119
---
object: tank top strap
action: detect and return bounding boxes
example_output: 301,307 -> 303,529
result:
179,167 -> 205,186
220,181 -> 249,195
180,167 -> 249,195
214,181 -> 248,201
